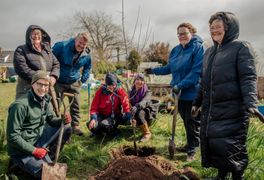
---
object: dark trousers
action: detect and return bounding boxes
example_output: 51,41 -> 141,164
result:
178,100 -> 200,155
10,124 -> 72,179
90,114 -> 126,135
55,81 -> 81,126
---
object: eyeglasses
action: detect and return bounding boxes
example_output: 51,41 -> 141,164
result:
177,32 -> 190,37
210,26 -> 223,31
36,82 -> 49,88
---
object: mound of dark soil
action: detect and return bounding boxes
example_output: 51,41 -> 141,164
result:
90,146 -> 200,180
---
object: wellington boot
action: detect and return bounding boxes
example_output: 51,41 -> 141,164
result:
139,123 -> 151,142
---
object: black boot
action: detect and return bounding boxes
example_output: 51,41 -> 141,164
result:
232,171 -> 244,180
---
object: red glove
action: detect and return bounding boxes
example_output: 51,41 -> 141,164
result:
32,148 -> 47,159
63,112 -> 72,124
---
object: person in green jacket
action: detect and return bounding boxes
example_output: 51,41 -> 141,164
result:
6,71 -> 72,179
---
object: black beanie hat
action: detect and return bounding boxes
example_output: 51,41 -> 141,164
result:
105,72 -> 117,85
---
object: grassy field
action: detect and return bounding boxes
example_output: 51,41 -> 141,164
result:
0,82 -> 263,179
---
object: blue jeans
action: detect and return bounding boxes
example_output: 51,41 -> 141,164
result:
11,124 -> 72,179
178,100 -> 200,155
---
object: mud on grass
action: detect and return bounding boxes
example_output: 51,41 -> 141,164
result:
90,146 -> 200,180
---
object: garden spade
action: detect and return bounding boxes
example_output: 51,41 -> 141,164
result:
131,119 -> 138,155
42,92 -> 75,180
168,92 -> 180,159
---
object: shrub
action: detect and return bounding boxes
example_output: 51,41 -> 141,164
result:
92,60 -> 116,77
128,50 -> 141,72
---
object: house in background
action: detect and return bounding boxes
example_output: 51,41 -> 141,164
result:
0,47 -> 16,79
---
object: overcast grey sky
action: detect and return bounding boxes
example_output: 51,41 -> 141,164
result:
0,0 -> 263,53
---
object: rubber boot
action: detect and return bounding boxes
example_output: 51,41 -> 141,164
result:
139,123 -> 151,142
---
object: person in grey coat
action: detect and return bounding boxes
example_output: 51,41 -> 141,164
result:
13,25 -> 60,99
192,12 -> 258,180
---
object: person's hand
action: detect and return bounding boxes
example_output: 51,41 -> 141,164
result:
131,106 -> 137,116
191,106 -> 199,117
123,112 -> 132,124
32,148 -> 47,159
248,107 -> 264,123
145,68 -> 153,75
63,112 -> 72,124
248,107 -> 257,114
172,85 -> 181,96
88,119 -> 96,130
50,76 -> 57,87
131,119 -> 137,127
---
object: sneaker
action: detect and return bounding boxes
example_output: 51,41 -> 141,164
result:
175,145 -> 187,152
186,153 -> 195,162
73,126 -> 84,136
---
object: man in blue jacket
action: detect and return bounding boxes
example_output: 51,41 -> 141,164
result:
145,23 -> 204,161
53,32 -> 92,136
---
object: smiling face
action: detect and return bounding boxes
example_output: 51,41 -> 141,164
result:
75,37 -> 88,53
32,79 -> 50,97
177,27 -> 193,47
31,29 -> 42,45
134,78 -> 144,90
210,19 -> 225,44
106,84 -> 117,93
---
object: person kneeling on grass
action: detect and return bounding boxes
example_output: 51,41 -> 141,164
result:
129,74 -> 159,142
6,71 -> 72,179
87,72 -> 132,136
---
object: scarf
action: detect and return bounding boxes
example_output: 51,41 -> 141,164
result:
129,83 -> 148,106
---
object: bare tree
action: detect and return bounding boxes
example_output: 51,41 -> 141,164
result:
144,42 -> 170,65
74,11 -> 124,61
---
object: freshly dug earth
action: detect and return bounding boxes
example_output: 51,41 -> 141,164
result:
90,146 -> 200,180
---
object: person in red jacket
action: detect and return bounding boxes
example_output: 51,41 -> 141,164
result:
87,72 -> 131,136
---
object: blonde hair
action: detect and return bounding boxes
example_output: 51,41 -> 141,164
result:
76,32 -> 89,42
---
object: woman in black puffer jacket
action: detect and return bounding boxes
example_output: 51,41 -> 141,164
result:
192,12 -> 258,180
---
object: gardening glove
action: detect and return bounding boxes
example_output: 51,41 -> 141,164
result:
145,68 -> 153,75
32,148 -> 47,159
63,112 -> 72,124
131,106 -> 137,116
191,106 -> 200,118
172,85 -> 181,96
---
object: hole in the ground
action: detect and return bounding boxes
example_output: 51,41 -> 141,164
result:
123,146 -> 155,157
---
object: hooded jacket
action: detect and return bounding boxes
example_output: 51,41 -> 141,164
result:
90,85 -> 130,119
193,12 -> 257,172
52,38 -> 92,84
152,35 -> 204,100
13,25 -> 60,82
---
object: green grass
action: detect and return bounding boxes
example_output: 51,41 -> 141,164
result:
0,83 -> 263,179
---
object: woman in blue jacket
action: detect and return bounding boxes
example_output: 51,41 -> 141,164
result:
145,23 -> 204,161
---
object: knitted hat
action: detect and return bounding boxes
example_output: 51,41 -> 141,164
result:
134,73 -> 144,80
105,72 -> 117,85
31,70 -> 50,84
